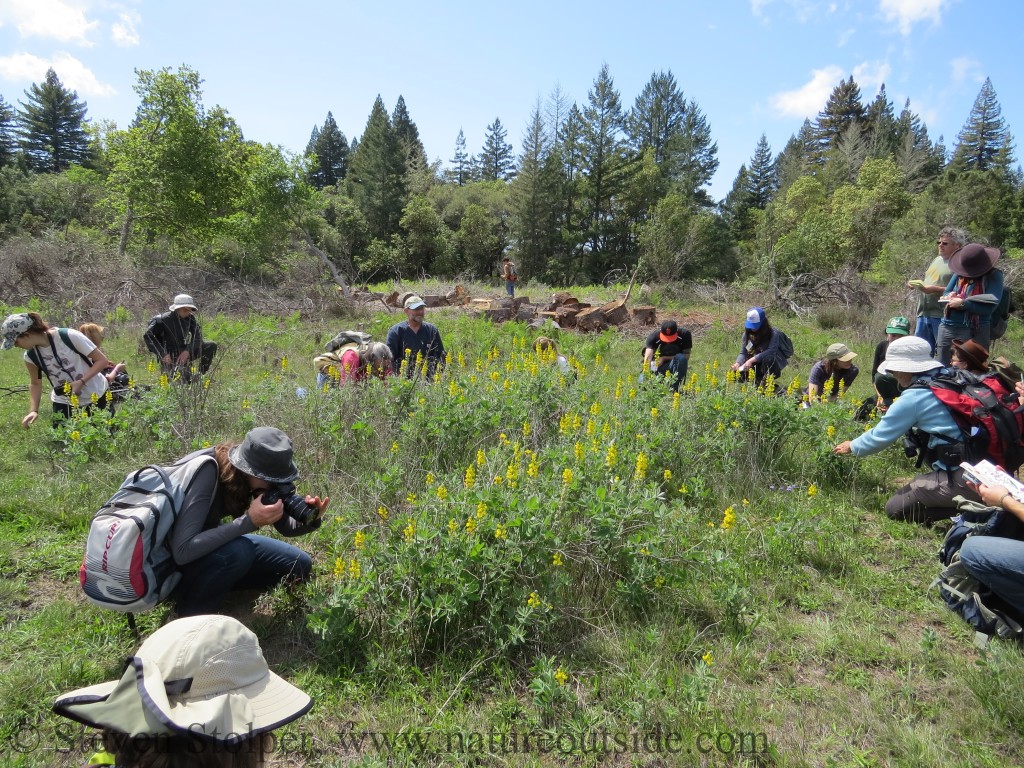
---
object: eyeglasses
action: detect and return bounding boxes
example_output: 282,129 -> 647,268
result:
937,241 -> 951,246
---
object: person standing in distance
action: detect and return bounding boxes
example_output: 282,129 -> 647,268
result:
909,227 -> 966,353
386,295 -> 446,378
502,257 -> 519,298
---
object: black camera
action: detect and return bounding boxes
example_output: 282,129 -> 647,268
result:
902,435 -> 919,459
262,483 -> 319,525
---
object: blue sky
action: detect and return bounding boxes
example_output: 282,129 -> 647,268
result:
0,0 -> 1019,200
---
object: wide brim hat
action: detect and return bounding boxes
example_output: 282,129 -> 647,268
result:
169,294 -> 198,311
949,243 -> 1000,278
952,338 -> 989,371
53,616 -> 312,743
877,336 -> 943,375
228,426 -> 300,483
1,312 -> 32,350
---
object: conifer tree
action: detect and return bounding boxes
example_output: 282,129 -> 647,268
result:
746,133 -> 777,208
392,96 -> 428,175
0,95 -> 16,167
478,117 -> 516,181
813,76 -> 866,161
951,78 -> 1015,172
17,68 -> 90,172
347,96 -> 407,240
893,99 -> 943,192
447,129 -> 470,185
864,84 -> 898,159
511,102 -> 559,277
305,111 -> 349,189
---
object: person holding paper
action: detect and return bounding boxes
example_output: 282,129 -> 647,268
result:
961,481 -> 1024,619
909,227 -> 965,354
935,243 -> 1004,366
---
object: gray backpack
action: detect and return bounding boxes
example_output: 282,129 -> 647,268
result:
79,454 -> 216,612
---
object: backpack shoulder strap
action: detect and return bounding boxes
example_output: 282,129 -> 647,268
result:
57,328 -> 93,367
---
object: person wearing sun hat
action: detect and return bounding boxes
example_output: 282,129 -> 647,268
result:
161,426 -> 330,616
935,243 -> 1004,366
53,614 -> 313,765
805,342 -> 859,403
143,293 -> 218,382
730,307 -> 792,389
951,338 -> 990,374
834,336 -> 981,524
386,294 -> 446,378
642,318 -> 693,391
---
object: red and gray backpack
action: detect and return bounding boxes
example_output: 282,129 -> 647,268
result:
910,368 -> 1024,474
80,454 -> 216,612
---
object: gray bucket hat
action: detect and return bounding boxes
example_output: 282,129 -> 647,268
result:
228,427 -> 300,483
169,294 -> 198,311
53,615 -> 312,743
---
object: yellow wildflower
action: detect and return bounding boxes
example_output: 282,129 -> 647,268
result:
494,524 -> 507,540
476,501 -> 488,519
465,516 -> 477,534
354,531 -> 366,550
634,452 -> 648,481
807,484 -> 818,498
720,505 -> 736,530
499,433 -> 509,445
552,552 -> 564,567
70,430 -> 81,441
448,518 -> 459,535
574,441 -> 585,463
554,667 -> 569,686
702,651 -> 714,666
522,421 -> 531,437
605,442 -> 618,467
826,425 -> 836,439
651,407 -> 659,419
403,520 -> 416,542
280,356 -> 288,371
377,506 -> 389,521
425,472 -> 435,487
476,449 -> 486,466
663,469 -> 672,482
672,391 -> 681,410
406,493 -> 417,504
464,465 -> 476,488
562,468 -> 574,486
333,557 -> 345,578
390,441 -> 400,453
436,485 -> 449,501
527,591 -> 542,608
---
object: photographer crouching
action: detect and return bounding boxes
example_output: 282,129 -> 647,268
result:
169,426 -> 329,616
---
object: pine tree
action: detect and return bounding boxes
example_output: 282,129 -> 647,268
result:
392,96 -> 428,175
951,78 -> 1015,172
511,101 -> 559,278
813,76 -> 866,161
306,112 -> 349,189
17,68 -> 91,172
775,119 -> 817,192
627,70 -> 718,203
0,95 -> 16,167
447,129 -> 470,185
478,117 -> 516,181
347,96 -> 407,240
864,84 -> 898,159
746,134 -> 777,208
579,64 -> 631,278
893,99 -> 943,192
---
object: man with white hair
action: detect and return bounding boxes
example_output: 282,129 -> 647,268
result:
386,294 -> 446,378
143,293 -> 218,381
833,335 -> 981,523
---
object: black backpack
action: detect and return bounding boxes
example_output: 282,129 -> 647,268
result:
991,286 -> 1013,340
776,330 -> 794,360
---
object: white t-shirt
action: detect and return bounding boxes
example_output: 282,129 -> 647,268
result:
23,329 -> 108,405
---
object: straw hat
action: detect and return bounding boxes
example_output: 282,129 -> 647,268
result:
53,615 -> 312,743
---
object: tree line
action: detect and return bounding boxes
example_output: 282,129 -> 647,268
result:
0,64 -> 1020,286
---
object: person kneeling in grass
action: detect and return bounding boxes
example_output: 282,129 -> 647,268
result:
832,335 -> 981,524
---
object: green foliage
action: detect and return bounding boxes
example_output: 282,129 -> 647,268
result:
17,68 -> 91,173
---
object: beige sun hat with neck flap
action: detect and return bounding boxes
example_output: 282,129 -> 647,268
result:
53,615 -> 312,743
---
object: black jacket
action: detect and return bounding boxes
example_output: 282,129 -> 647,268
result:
143,312 -> 205,358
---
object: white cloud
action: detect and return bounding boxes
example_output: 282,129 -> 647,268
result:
852,60 -> 892,94
950,56 -> 982,85
0,51 -> 115,97
837,27 -> 855,47
879,0 -> 949,36
0,0 -> 98,45
751,0 -> 773,17
770,65 -> 844,118
111,10 -> 140,47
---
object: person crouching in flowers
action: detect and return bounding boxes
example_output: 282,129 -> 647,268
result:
804,343 -> 859,404
315,341 -> 394,388
731,307 -> 791,389
832,336 -> 980,524
534,336 -> 570,373
1,311 -> 110,426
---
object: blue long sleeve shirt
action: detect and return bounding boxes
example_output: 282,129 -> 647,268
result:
849,375 -> 962,462
941,269 -> 1004,327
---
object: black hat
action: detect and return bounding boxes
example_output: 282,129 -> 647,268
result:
228,427 -> 299,483
659,320 -> 679,343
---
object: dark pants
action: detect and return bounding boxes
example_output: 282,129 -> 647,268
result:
161,341 -> 218,381
656,353 -> 690,392
173,534 -> 312,616
885,467 -> 981,524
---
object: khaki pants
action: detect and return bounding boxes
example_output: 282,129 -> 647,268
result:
885,467 -> 981,524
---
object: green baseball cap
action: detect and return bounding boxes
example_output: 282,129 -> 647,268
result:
885,316 -> 911,335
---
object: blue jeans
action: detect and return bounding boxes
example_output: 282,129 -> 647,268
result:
914,316 -> 940,354
174,534 -> 312,616
505,280 -> 515,297
655,353 -> 689,392
960,536 -> 1024,616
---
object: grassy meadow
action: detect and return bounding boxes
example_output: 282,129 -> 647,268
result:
1,287 -> 1023,768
